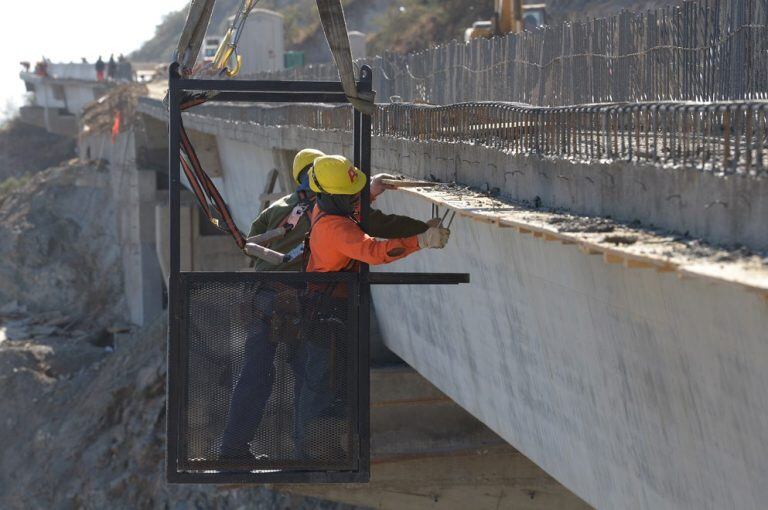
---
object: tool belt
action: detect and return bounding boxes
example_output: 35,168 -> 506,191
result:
238,281 -> 302,346
269,285 -> 302,345
298,289 -> 347,347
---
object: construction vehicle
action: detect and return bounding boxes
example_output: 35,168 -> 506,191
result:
464,0 -> 547,42
202,36 -> 221,63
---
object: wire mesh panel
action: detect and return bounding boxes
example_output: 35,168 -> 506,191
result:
168,271 -> 365,483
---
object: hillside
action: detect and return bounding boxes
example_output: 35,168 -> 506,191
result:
131,0 -> 322,62
0,160 -> 359,509
0,119 -> 75,181
132,0 -> 673,63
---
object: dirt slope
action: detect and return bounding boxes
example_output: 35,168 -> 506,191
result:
0,161 -> 125,323
0,160 -> 360,509
0,119 -> 75,181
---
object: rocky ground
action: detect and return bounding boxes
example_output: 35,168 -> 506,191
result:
0,160 -> 125,322
0,119 -> 75,181
0,160 -> 362,509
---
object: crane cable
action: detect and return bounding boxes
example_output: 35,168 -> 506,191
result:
210,0 -> 258,77
169,0 -> 374,253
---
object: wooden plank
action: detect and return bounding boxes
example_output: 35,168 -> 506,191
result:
380,178 -> 439,188
579,245 -> 602,255
393,185 -> 768,294
260,169 -> 280,211
624,259 -> 655,269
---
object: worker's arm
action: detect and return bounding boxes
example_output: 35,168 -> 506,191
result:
367,209 -> 429,238
329,217 -> 420,266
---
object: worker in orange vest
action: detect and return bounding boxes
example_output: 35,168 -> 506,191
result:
220,150 -> 439,461
290,155 -> 450,459
306,154 -> 450,274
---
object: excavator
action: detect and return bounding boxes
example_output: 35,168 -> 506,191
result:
464,0 -> 547,42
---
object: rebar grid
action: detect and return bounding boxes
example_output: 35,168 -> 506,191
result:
230,100 -> 768,176
251,0 -> 768,107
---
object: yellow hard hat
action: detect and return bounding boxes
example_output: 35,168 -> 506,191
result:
292,148 -> 325,183
309,155 -> 366,195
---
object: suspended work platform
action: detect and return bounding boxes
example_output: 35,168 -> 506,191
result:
165,66 -> 469,484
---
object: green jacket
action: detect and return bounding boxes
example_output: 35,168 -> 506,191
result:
248,191 -> 428,271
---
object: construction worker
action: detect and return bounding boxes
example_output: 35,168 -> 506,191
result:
95,57 -> 105,81
306,154 -> 450,273
107,55 -> 117,80
288,155 -> 450,459
219,148 -> 436,460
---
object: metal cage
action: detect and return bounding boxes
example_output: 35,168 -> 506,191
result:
166,65 -> 468,484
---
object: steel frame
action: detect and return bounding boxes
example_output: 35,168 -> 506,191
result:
167,63 -> 468,484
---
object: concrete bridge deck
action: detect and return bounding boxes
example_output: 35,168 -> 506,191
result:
123,97 -> 768,509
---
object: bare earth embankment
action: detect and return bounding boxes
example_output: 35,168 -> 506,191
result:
0,161 -> 358,509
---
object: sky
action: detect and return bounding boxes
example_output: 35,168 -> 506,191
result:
0,0 -> 190,121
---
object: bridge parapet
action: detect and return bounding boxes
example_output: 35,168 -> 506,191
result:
139,97 -> 768,251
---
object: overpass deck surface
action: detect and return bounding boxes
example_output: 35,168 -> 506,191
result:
135,94 -> 768,509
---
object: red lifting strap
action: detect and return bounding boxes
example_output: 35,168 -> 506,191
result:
178,120 -> 246,250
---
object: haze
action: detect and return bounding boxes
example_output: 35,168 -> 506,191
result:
0,0 -> 189,121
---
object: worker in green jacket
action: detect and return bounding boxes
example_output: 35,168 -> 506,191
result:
220,148 -> 434,460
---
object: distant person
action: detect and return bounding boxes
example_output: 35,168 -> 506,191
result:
81,57 -> 88,64
107,55 -> 117,80
117,54 -> 132,81
95,56 -> 105,81
33,57 -> 49,77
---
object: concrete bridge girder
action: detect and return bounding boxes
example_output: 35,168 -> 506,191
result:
154,103 -> 768,253
134,100 -> 768,509
373,190 -> 768,510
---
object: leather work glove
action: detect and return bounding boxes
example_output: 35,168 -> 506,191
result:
426,217 -> 441,228
417,226 -> 450,249
370,173 -> 398,200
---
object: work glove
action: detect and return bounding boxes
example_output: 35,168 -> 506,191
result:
417,226 -> 450,249
370,173 -> 398,200
426,217 -> 441,228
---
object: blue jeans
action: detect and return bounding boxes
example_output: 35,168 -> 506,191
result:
219,289 -> 339,458
292,340 -> 342,451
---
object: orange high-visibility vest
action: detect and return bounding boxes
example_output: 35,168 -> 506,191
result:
306,208 -> 420,273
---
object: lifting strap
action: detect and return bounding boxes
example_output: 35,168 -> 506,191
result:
315,0 -> 375,114
178,118 -> 246,250
175,0 -> 216,76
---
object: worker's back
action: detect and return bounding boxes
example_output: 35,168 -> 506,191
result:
247,192 -> 311,271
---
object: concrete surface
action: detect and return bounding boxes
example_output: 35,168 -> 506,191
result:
139,100 -> 768,252
133,99 -> 768,509
18,105 -> 77,137
372,191 -> 768,510
80,131 -> 165,326
279,368 -> 591,509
